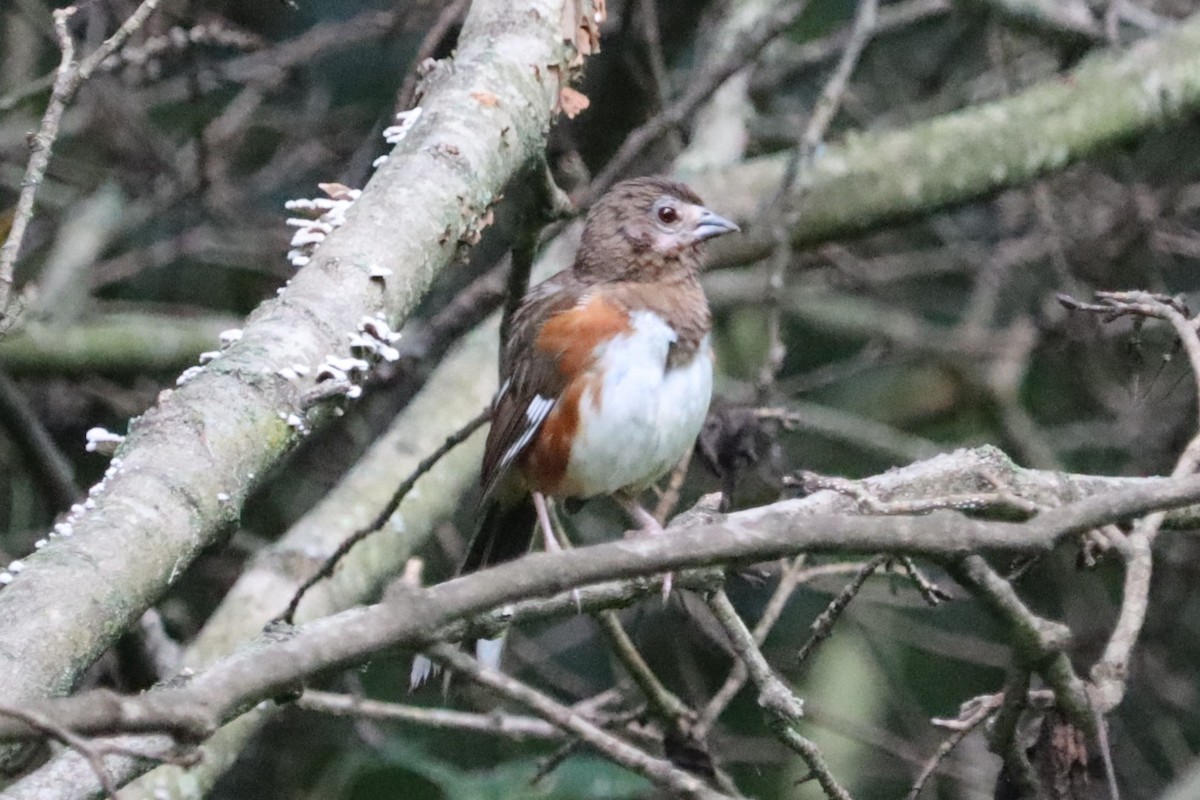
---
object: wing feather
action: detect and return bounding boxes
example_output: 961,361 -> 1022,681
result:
478,273 -> 578,500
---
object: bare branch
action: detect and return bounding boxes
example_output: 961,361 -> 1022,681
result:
427,643 -> 733,800
277,407 -> 490,624
695,558 -> 868,737
296,690 -> 563,741
0,0 -> 165,325
579,0 -> 817,207
0,1 -> 588,762
794,555 -> 887,667
759,0 -> 879,395
706,590 -> 850,800
696,14 -> 1200,263
906,692 -> 1004,800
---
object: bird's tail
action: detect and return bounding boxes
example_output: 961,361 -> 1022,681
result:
410,493 -> 536,689
459,493 -> 537,575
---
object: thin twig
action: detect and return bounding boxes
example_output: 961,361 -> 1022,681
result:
633,0 -> 682,156
276,407 -> 490,624
759,403 -> 941,463
0,370 -> 81,508
0,9 -> 76,326
0,0 -> 165,325
298,689 -> 563,740
795,555 -> 887,667
906,692 -> 1003,800
578,0 -> 817,208
653,449 -> 694,525
705,590 -> 851,800
750,0 -> 949,94
1059,291 -> 1200,420
426,643 -> 733,800
758,0 -> 879,396
544,500 -> 694,726
695,557 -> 856,738
594,611 -> 694,724
896,556 -> 952,606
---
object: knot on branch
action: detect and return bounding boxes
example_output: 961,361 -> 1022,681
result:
1020,618 -> 1073,664
1087,661 -> 1128,712
757,681 -> 805,721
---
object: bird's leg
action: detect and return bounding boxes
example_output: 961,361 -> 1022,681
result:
533,491 -> 582,611
533,491 -> 559,553
615,490 -> 672,601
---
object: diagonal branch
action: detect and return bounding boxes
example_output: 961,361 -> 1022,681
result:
427,643 -> 733,800
5,450 -> 1200,754
705,590 -> 850,800
0,0 -> 589,772
696,12 -> 1200,265
0,0 -> 165,324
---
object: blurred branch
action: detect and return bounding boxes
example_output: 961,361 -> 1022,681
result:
756,401 -> 942,463
705,281 -> 1002,361
578,0 -> 817,207
0,0 -> 164,327
957,0 -> 1105,44
705,589 -> 850,800
750,0 -> 951,97
0,312 -> 240,374
759,0 -> 879,396
0,0 -> 588,774
694,11 -> 1200,265
672,0 -> 779,173
395,0 -> 469,112
427,643 -> 732,800
0,371 -> 80,509
144,10 -> 402,103
297,690 -> 563,741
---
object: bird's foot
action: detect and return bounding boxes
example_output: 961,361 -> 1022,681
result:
615,493 -> 673,603
534,492 -> 582,611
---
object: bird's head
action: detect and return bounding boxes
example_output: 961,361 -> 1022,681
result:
574,177 -> 739,282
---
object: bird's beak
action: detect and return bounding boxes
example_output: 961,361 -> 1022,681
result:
692,208 -> 740,241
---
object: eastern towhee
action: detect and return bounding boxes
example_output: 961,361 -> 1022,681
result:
413,176 -> 738,684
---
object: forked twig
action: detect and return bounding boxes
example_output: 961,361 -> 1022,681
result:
275,408 -> 489,624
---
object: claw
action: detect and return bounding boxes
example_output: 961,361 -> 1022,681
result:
614,491 -> 673,603
535,492 -> 583,612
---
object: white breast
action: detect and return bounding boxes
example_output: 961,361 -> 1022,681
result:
560,310 -> 713,498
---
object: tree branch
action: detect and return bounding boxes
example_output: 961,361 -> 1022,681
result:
2,449 -> 1199,755
427,643 -> 732,800
0,0 -> 588,771
693,12 -> 1200,265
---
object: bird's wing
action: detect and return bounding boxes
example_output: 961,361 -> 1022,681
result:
479,273 -> 579,501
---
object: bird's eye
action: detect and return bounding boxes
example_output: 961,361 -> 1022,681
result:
657,205 -> 679,224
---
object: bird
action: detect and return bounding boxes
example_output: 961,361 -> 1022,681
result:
412,176 -> 738,685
